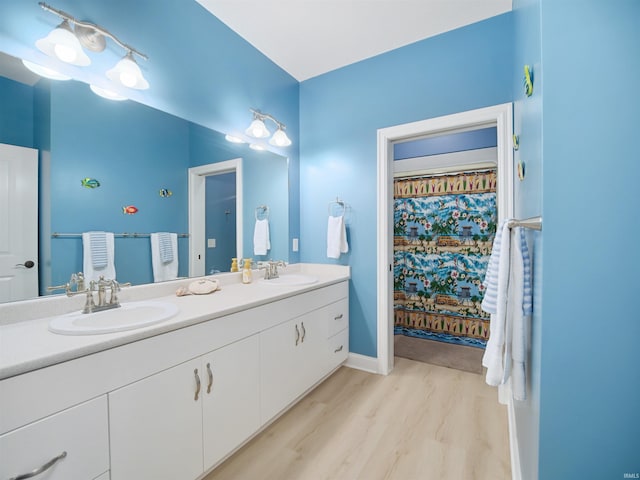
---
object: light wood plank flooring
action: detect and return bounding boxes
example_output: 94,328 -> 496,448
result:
204,357 -> 511,480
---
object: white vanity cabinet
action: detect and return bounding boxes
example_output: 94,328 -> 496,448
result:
0,396 -> 109,480
108,334 -> 260,480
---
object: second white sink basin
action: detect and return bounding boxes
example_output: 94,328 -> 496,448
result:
48,301 -> 179,335
261,274 -> 318,286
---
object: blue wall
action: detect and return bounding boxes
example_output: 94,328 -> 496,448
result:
538,0 -> 640,477
299,14 -> 514,357
0,76 -> 34,147
205,173 -> 236,274
512,0 -> 543,478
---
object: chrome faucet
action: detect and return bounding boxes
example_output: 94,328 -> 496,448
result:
258,260 -> 287,280
48,273 -> 130,314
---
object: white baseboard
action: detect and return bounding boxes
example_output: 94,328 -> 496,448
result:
507,396 -> 523,480
344,353 -> 379,373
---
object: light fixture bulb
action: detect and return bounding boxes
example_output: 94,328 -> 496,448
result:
106,52 -> 149,90
21,59 -> 71,80
245,118 -> 271,138
90,84 -> 127,101
225,134 -> 245,144
35,20 -> 90,66
249,143 -> 266,151
269,127 -> 292,147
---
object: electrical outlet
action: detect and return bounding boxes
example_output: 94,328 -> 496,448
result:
207,238 -> 216,248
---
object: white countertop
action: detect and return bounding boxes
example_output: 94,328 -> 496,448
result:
0,264 -> 350,380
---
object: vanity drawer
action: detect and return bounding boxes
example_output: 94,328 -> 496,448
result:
327,328 -> 349,369
325,297 -> 349,338
0,396 -> 109,480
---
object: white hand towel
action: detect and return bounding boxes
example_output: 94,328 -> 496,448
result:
327,215 -> 349,259
82,231 -> 116,283
253,219 -> 271,256
158,232 -> 174,263
482,221 -> 510,386
151,233 -> 178,282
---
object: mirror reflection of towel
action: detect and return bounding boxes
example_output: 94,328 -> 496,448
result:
82,231 -> 116,282
150,233 -> 178,282
254,219 -> 270,256
327,215 -> 348,259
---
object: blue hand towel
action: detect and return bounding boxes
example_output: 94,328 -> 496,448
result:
158,232 -> 174,264
89,231 -> 108,269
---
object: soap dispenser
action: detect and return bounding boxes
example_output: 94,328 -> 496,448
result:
230,258 -> 238,272
242,258 -> 253,284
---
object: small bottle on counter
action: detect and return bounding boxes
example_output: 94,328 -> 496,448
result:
242,258 -> 253,284
230,258 -> 238,272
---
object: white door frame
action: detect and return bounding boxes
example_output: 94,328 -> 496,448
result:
188,159 -> 243,277
376,103 -> 514,375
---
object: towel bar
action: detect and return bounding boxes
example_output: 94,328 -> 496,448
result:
507,216 -> 542,231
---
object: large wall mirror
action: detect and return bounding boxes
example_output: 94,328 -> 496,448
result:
0,51 -> 289,304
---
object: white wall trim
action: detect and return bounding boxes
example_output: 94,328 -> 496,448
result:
188,159 -> 243,277
344,353 -> 379,374
376,103 -> 513,376
508,396 -> 523,480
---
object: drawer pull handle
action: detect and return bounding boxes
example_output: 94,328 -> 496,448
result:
334,314 -> 343,320
301,322 -> 306,343
194,368 -> 201,401
206,362 -> 213,394
9,451 -> 67,480
295,324 -> 300,346
334,345 -> 344,353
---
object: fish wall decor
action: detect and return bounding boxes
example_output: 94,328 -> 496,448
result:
122,205 -> 139,215
81,178 -> 100,188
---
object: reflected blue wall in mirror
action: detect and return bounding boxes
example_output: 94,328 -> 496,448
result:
206,173 -> 236,274
0,76 -> 34,147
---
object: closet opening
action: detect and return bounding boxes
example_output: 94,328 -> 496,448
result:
376,103 -> 514,376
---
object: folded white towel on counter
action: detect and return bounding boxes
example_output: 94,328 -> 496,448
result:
82,231 -> 116,282
327,215 -> 348,259
253,219 -> 271,256
151,232 -> 178,282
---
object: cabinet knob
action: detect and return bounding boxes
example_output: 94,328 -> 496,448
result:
194,368 -> 201,401
206,362 -> 213,394
9,451 -> 67,480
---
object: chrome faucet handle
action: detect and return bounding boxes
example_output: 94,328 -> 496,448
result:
81,281 -> 96,313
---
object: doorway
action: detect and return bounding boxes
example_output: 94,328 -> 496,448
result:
376,103 -> 514,375
188,159 -> 243,278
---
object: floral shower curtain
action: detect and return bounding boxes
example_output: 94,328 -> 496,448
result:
393,170 -> 497,348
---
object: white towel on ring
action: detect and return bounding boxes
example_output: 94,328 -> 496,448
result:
327,215 -> 348,259
253,219 -> 271,256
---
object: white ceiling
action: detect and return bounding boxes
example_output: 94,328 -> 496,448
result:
196,0 -> 512,81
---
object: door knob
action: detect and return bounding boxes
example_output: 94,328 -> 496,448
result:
16,260 -> 35,269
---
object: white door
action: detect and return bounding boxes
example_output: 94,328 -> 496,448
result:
0,143 -> 38,302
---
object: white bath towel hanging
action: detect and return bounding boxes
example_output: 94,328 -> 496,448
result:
481,220 -> 511,386
253,218 -> 271,256
151,232 -> 178,282
327,215 -> 348,259
82,231 -> 116,282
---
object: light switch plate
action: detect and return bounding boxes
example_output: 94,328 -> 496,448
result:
292,238 -> 299,252
207,238 -> 216,248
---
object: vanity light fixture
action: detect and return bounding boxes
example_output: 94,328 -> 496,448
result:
225,134 -> 245,144
245,109 -> 292,147
89,84 -> 127,101
249,143 -> 267,151
34,2 -> 149,90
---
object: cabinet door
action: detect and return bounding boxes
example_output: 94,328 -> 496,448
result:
109,358 -> 203,480
0,396 -> 109,480
202,334 -> 260,471
260,317 -> 303,423
260,311 -> 327,424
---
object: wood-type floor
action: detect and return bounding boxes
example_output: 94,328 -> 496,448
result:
204,357 -> 511,480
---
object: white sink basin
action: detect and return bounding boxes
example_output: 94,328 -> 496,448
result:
261,274 -> 318,286
48,301 -> 179,335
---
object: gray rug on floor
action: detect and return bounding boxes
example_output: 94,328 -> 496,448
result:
394,335 -> 484,374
